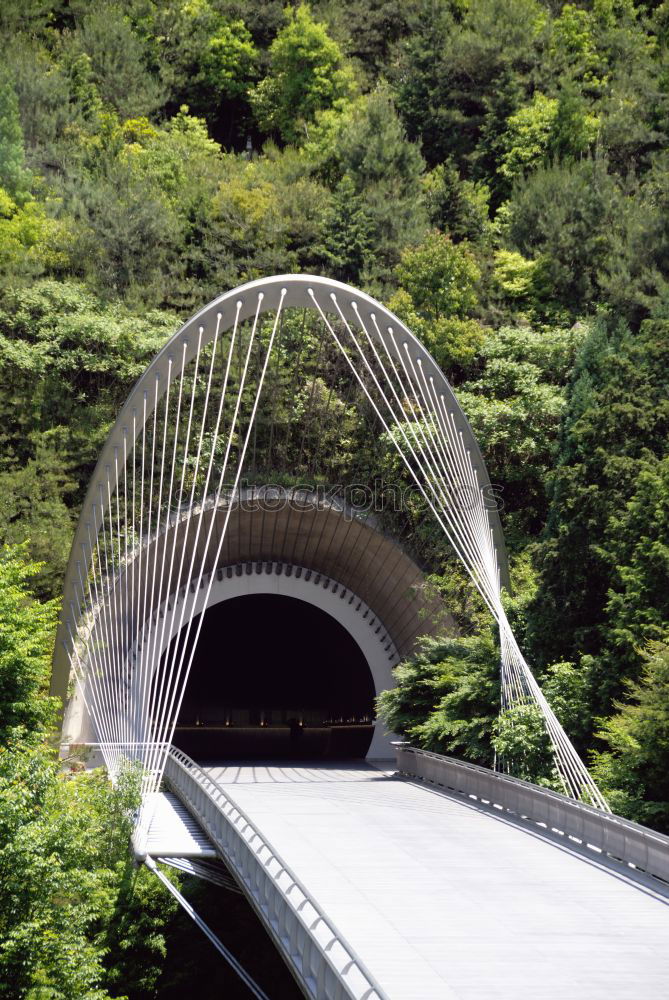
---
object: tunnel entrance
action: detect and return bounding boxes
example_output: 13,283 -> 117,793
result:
172,594 -> 376,760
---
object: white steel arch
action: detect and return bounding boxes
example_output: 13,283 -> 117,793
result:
51,274 -> 608,813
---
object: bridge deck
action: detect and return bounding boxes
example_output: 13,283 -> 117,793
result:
143,791 -> 217,858
202,760 -> 669,1000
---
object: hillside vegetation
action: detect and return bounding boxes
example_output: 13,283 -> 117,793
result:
1,2 -> 668,996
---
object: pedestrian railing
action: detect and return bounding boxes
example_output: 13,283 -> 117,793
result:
164,747 -> 388,1000
395,745 -> 669,886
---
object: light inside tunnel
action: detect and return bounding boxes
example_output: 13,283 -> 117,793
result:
171,594 -> 376,760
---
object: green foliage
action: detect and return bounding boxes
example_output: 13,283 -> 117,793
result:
500,93 -> 560,184
423,161 -> 492,245
550,86 -> 600,162
592,641 -> 669,832
501,152 -> 669,324
0,280 -> 175,501
250,4 -> 355,144
0,546 -> 58,741
202,145 -> 333,291
0,75 -> 30,199
389,231 -> 485,373
304,87 -> 427,280
396,230 -> 480,320
396,0 -> 547,178
528,317 -> 669,718
541,660 -> 593,752
199,18 -> 258,103
65,159 -> 182,302
493,702 -> 555,784
492,249 -> 545,313
457,322 -> 585,538
315,0 -> 414,84
0,745 -> 163,1000
503,157 -> 622,316
0,744 -> 111,1000
0,188 -> 71,287
549,2 -> 608,92
605,457 -> 669,674
130,109 -> 223,213
377,632 -> 500,766
133,0 -> 258,134
103,863 -> 181,998
499,90 -> 599,186
0,544 -> 177,999
0,0 -> 61,35
3,38 -> 88,175
493,657 -> 594,787
319,173 -> 373,283
0,440 -> 76,600
69,2 -> 164,119
330,89 -> 427,280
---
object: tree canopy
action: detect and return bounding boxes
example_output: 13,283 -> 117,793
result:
1,1 -> 669,992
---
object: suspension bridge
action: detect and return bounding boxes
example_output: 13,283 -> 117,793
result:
51,275 -> 669,999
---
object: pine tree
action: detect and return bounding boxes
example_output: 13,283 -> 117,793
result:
592,641 -> 669,833
0,75 -> 30,198
528,317 -> 669,717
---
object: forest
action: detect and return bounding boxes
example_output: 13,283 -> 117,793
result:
1,0 -> 668,996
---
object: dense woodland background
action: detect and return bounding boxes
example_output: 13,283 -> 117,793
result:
1,1 -> 668,996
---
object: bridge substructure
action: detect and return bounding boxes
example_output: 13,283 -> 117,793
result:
142,746 -> 669,1000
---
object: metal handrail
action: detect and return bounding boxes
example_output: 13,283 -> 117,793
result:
396,746 -> 669,886
165,746 -> 388,1000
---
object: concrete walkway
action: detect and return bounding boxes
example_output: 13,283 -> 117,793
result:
203,761 -> 669,1000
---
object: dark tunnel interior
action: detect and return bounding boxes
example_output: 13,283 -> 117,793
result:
171,594 -> 376,760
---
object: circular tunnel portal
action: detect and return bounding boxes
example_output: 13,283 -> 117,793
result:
173,594 -> 376,760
